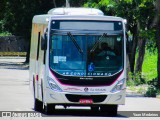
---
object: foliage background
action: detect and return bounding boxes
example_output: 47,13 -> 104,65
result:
0,0 -> 159,89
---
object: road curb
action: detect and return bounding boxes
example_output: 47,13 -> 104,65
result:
126,89 -> 145,97
126,92 -> 144,97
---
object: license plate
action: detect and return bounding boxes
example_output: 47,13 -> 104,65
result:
79,99 -> 93,104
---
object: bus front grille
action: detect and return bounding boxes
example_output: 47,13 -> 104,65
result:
65,94 -> 107,103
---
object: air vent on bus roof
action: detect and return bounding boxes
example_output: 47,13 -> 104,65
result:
47,8 -> 104,16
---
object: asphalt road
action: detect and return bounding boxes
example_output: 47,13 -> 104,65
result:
0,57 -> 160,120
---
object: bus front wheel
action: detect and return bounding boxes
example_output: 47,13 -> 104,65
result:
44,104 -> 55,115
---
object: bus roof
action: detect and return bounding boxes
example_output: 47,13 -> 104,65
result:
32,8 -> 125,24
48,8 -> 104,16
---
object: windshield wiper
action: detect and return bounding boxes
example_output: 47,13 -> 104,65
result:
90,33 -> 107,52
67,32 -> 83,54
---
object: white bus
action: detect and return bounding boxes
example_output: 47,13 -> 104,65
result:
29,8 -> 127,116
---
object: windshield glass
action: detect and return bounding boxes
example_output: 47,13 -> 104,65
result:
49,32 -> 123,77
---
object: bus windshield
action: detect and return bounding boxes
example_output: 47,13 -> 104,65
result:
49,31 -> 123,77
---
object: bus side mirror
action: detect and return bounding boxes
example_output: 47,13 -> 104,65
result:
41,34 -> 47,50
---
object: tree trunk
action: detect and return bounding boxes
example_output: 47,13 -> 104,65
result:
53,0 -> 57,7
129,35 -> 137,73
156,23 -> 160,88
135,38 -> 146,73
66,0 -> 70,7
128,25 -> 138,73
155,0 -> 160,88
126,54 -> 131,80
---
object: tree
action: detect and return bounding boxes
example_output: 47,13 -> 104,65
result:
155,0 -> 160,87
84,0 -> 139,73
83,0 -> 157,80
0,0 -> 7,32
135,1 -> 155,75
0,0 -> 88,62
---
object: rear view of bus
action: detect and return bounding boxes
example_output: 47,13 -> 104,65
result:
29,8 -> 127,116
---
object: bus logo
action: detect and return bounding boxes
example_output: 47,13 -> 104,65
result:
84,88 -> 89,92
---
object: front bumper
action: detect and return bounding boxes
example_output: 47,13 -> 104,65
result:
44,88 -> 126,105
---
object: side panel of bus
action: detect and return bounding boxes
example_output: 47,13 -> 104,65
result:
29,23 -> 47,102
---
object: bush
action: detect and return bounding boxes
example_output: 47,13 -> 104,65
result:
127,80 -> 135,86
147,78 -> 158,87
128,72 -> 145,86
145,78 -> 160,97
145,85 -> 157,97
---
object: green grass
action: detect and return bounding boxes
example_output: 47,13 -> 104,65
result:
142,49 -> 157,81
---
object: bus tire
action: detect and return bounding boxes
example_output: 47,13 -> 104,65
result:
100,105 -> 118,116
44,104 -> 55,115
34,98 -> 43,112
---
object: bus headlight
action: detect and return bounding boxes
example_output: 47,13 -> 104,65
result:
47,77 -> 62,92
111,78 -> 125,93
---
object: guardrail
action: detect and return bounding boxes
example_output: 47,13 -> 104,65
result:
0,52 -> 27,56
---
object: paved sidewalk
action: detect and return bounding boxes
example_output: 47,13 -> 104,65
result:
0,56 -> 28,70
